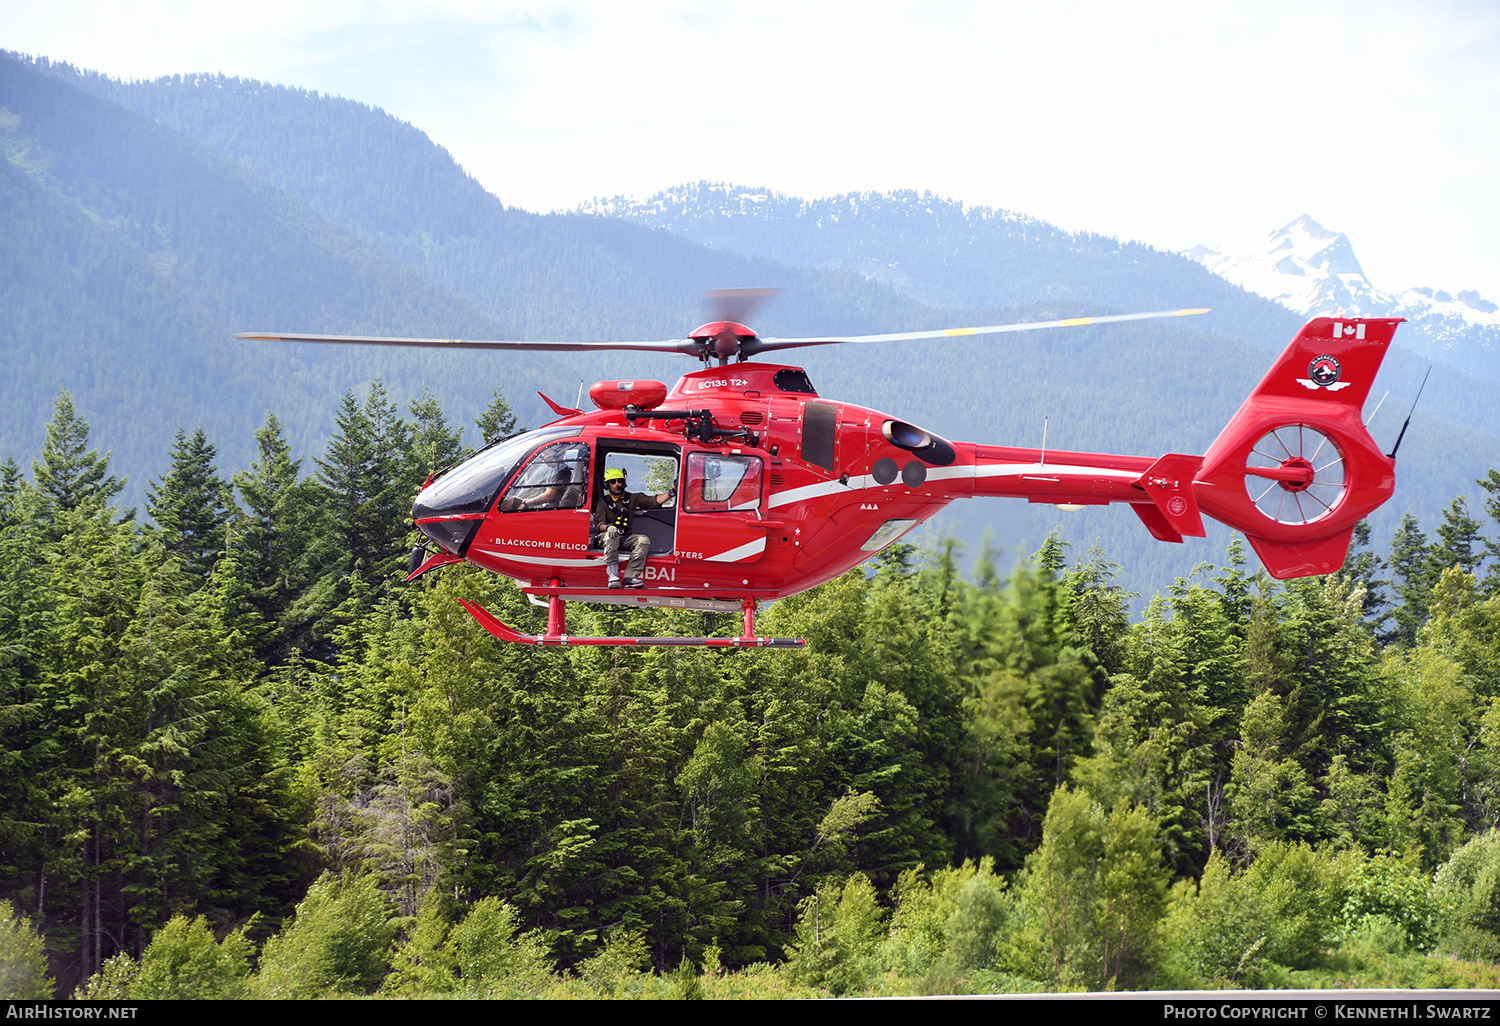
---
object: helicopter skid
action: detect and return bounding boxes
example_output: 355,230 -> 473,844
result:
456,597 -> 806,649
520,589 -> 749,613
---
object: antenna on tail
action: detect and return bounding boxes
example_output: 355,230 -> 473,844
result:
1386,366 -> 1431,461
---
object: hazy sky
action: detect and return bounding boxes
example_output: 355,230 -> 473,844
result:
6,1 -> 1498,299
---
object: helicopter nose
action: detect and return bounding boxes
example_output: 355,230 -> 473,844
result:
413,502 -> 486,555
412,454 -> 508,554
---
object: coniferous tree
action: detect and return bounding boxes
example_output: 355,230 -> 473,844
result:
0,461 -> 49,908
1387,513 -> 1436,647
1063,545 -> 1133,679
1436,496 -> 1485,577
364,382 -> 419,541
316,383 -> 418,594
409,388 -> 465,478
474,387 -> 521,446
147,427 -> 233,586
952,546 -> 1097,865
317,391 -> 375,578
1339,519 -> 1390,625
1478,470 -> 1500,594
234,413 -> 330,661
0,458 -> 24,524
31,393 -> 123,528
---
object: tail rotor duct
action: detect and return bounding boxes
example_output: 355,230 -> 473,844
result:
1244,424 -> 1347,526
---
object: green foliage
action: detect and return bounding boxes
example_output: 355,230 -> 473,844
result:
944,867 -> 1012,973
131,916 -> 253,1000
475,388 -> 521,447
0,900 -> 53,999
785,873 -> 885,996
576,929 -> 651,997
232,412 -> 330,661
1339,854 -> 1443,954
315,383 -> 419,590
380,889 -> 455,996
254,873 -> 396,998
1003,786 -> 1166,990
148,427 -> 233,586
1378,646 -> 1472,860
1435,830 -> 1500,960
1388,513 -> 1438,648
952,551 -> 1099,865
31,392 -> 123,527
880,859 -> 1012,988
73,955 -> 138,1000
1160,843 -> 1354,988
449,897 -> 553,996
1228,691 -> 1317,856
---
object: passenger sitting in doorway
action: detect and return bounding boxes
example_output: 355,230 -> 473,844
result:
593,467 -> 674,589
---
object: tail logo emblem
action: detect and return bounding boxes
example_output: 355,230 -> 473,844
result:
1298,355 -> 1350,391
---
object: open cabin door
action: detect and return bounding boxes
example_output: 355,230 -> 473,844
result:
589,442 -> 681,558
675,449 -> 771,567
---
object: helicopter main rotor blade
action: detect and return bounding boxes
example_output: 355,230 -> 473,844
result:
744,308 -> 1211,355
238,308 -> 1209,362
233,331 -> 703,356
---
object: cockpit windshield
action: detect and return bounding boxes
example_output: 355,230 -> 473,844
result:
413,426 -> 577,520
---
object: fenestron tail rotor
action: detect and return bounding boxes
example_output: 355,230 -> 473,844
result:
1244,424 -> 1348,526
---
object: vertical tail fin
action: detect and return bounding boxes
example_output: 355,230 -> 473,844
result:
1191,317 -> 1401,579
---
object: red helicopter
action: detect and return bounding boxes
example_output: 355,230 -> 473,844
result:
239,302 -> 1403,649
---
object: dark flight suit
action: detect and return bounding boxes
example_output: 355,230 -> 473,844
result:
593,490 -> 665,581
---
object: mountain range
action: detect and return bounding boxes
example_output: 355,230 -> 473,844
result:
1185,215 -> 1500,384
3,51 -> 1495,596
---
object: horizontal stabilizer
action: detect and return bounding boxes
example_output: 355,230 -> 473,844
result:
1245,528 -> 1355,580
1135,453 -> 1206,538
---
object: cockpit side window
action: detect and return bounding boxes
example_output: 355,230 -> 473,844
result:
683,453 -> 763,512
499,442 -> 591,512
412,426 -> 575,520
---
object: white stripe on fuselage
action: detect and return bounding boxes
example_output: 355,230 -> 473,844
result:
766,462 -> 1139,509
474,549 -> 599,567
475,537 -> 768,567
705,537 -> 767,562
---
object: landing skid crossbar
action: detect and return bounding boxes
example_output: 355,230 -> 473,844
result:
456,595 -> 806,649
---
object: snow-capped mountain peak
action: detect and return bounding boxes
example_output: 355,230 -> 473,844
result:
1185,216 -> 1500,382
1186,215 -> 1382,316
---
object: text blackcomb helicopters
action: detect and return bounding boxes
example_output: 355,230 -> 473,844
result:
239,300 -> 1403,648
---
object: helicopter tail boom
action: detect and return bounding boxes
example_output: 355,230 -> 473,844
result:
959,316 -> 1401,579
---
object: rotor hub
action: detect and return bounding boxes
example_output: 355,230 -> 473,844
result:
689,321 -> 759,364
1276,456 -> 1315,492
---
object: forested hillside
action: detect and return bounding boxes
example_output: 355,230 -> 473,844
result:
584,183 -> 1302,344
4,386 -> 1500,998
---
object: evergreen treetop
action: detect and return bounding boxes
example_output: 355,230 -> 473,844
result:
31,392 -> 124,523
